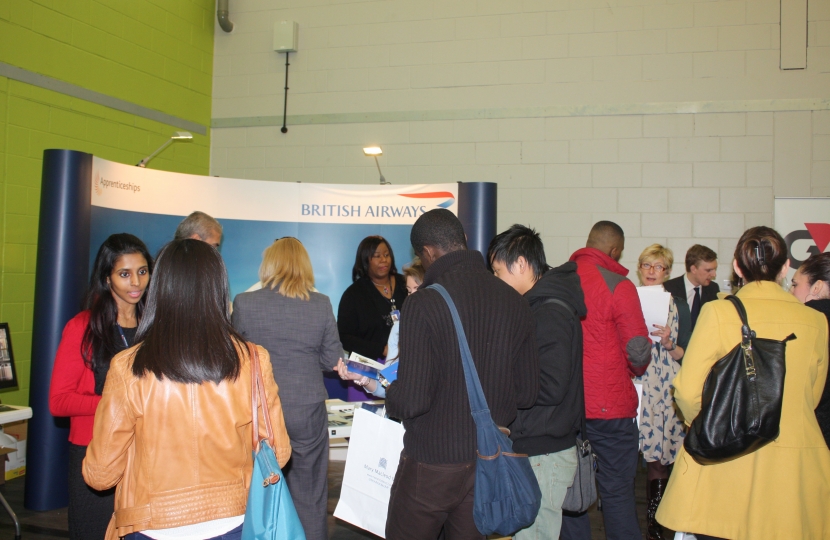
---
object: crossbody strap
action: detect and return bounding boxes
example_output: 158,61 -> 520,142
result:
541,297 -> 589,444
427,284 -> 490,416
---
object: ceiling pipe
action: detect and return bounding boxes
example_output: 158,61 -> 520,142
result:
217,0 -> 233,32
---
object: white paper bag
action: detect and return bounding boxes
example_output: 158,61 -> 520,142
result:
334,408 -> 405,538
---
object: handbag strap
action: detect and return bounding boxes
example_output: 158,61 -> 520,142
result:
725,295 -> 756,346
542,297 -> 589,449
248,342 -> 274,451
427,284 -> 490,416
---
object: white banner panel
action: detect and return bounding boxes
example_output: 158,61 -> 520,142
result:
91,157 -> 457,224
774,197 -> 830,280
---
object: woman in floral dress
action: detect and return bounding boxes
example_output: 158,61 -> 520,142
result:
633,244 -> 691,540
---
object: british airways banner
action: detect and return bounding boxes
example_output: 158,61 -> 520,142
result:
90,157 -> 458,308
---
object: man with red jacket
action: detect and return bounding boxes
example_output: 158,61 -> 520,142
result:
561,221 -> 651,540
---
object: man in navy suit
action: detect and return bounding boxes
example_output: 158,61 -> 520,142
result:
663,244 -> 719,330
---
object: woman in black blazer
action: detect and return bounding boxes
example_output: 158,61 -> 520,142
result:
337,235 -> 407,360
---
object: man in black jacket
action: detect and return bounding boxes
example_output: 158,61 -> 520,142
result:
385,210 -> 540,540
663,244 -> 719,330
488,224 -> 587,540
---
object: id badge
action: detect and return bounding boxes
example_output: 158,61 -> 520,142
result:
390,309 -> 401,322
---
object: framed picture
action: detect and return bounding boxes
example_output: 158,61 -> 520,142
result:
0,323 -> 18,389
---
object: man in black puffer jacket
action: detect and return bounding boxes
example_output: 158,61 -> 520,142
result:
488,224 -> 587,540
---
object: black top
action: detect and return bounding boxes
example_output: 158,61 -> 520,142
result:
93,325 -> 137,395
337,275 -> 407,359
805,298 -> 830,449
386,250 -> 539,463
511,263 -> 587,456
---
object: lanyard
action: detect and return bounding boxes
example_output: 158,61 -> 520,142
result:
116,323 -> 129,348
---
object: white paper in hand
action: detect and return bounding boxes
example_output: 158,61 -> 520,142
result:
637,286 -> 672,343
334,408 -> 405,538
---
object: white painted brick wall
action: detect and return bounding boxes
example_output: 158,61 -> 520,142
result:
211,0 -> 829,268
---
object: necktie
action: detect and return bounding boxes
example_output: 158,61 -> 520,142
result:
691,286 -> 701,329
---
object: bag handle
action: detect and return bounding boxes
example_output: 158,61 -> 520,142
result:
248,342 -> 274,451
427,284 -> 490,416
542,298 -> 590,453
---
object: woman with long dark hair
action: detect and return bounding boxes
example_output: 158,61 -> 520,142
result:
790,252 -> 830,447
656,227 -> 830,539
49,233 -> 153,540
337,236 -> 407,360
83,239 -> 291,540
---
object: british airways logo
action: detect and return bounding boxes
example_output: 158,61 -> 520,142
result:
398,191 -> 456,209
300,191 -> 456,218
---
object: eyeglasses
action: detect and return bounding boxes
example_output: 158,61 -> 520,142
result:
640,262 -> 667,272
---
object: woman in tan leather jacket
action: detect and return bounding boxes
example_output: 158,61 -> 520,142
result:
83,239 -> 292,540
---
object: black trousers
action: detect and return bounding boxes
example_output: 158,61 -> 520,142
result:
386,454 -> 482,540
282,402 -> 329,540
560,418 -> 641,540
68,443 -> 114,540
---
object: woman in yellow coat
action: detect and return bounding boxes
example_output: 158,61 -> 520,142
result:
656,226 -> 830,540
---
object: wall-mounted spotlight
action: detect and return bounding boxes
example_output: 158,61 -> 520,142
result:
363,146 -> 388,185
137,131 -> 193,168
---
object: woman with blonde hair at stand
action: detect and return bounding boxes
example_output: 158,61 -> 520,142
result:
632,244 -> 691,540
233,237 -> 342,540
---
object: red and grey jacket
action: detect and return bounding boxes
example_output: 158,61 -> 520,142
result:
569,247 -> 651,420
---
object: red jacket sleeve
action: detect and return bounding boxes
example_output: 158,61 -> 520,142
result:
612,280 -> 651,377
49,312 -> 101,418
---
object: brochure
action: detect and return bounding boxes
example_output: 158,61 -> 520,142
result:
345,352 -> 386,380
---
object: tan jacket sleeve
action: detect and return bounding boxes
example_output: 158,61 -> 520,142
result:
83,350 -> 137,490
255,346 -> 292,468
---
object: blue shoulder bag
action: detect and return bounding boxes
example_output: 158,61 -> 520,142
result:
242,343 -> 306,540
428,284 -> 542,536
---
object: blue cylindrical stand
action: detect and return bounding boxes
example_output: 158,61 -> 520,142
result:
25,150 -> 92,510
457,182 -> 498,264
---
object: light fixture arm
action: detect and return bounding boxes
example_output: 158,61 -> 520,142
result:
137,132 -> 193,168
137,139 -> 174,168
374,155 -> 388,185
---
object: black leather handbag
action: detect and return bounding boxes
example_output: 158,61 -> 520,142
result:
683,295 -> 795,464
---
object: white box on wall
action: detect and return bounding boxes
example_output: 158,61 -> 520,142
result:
274,21 -> 298,52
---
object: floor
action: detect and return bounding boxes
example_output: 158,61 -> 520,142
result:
0,462 -> 654,539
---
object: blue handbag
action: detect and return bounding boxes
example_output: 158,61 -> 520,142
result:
242,344 -> 306,540
428,285 -> 542,536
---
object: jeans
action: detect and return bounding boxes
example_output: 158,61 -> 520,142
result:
124,524 -> 242,540
514,446 -> 578,540
561,418 -> 641,540
386,454 -> 483,540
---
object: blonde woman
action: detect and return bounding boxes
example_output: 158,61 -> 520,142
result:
633,244 -> 691,540
232,237 -> 342,540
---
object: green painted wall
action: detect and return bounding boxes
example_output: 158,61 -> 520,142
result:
0,0 -> 215,405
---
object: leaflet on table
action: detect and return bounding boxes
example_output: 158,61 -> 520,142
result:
346,352 -> 386,380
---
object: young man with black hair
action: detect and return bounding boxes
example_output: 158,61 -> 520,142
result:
385,209 -> 539,540
488,225 -> 587,540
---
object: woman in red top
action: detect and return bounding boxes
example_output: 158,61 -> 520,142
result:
49,233 -> 153,540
